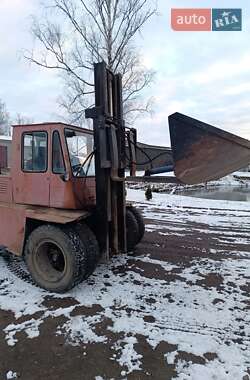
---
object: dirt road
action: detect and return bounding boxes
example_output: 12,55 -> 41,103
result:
0,189 -> 250,380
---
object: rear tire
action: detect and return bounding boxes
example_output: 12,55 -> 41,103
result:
127,206 -> 145,245
126,209 -> 139,251
24,224 -> 95,293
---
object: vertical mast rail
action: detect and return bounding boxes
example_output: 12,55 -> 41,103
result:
86,62 -> 127,258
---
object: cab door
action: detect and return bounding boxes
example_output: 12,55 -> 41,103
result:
49,130 -> 70,208
14,130 -> 50,207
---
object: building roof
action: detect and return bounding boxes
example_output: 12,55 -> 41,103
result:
137,142 -> 171,151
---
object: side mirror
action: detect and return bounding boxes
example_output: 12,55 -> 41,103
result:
60,172 -> 70,182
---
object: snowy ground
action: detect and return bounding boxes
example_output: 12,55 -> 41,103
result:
0,189 -> 250,379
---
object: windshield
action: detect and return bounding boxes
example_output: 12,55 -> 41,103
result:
65,128 -> 95,177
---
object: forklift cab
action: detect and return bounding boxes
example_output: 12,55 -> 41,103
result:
11,123 -> 96,209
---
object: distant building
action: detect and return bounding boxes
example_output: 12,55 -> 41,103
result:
0,135 -> 12,169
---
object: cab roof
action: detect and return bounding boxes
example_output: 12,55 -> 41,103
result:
12,122 -> 93,135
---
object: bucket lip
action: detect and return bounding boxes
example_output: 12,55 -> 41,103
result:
169,112 -> 250,150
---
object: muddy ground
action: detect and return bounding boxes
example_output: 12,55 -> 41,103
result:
0,192 -> 250,380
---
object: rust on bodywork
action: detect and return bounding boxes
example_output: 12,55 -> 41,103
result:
169,113 -> 250,185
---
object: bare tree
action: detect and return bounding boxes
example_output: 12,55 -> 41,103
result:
25,0 -> 157,125
14,113 -> 34,125
0,100 -> 11,136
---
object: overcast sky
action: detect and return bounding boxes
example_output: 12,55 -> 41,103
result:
0,0 -> 249,146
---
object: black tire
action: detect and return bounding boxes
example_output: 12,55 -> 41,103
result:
127,206 -> 145,245
75,223 -> 100,276
126,209 -> 139,251
25,224 -> 91,293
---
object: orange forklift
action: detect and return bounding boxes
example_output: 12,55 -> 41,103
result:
0,62 -> 249,292
0,62 -> 144,292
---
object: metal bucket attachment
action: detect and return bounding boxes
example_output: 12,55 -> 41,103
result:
169,113 -> 250,185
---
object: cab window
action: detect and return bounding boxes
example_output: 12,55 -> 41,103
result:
22,132 -> 47,172
65,128 -> 95,177
52,131 -> 65,174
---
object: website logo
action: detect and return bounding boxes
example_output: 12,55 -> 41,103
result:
171,8 -> 242,32
212,9 -> 242,31
171,9 -> 211,31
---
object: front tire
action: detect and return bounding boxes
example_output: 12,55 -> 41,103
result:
25,224 -> 92,293
127,206 -> 145,245
75,223 -> 100,276
126,209 -> 139,251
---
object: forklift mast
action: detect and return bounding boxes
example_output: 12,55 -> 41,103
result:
86,62 -> 127,258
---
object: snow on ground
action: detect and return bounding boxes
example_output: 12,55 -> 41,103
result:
234,171 -> 250,179
6,371 -> 17,380
0,189 -> 250,379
